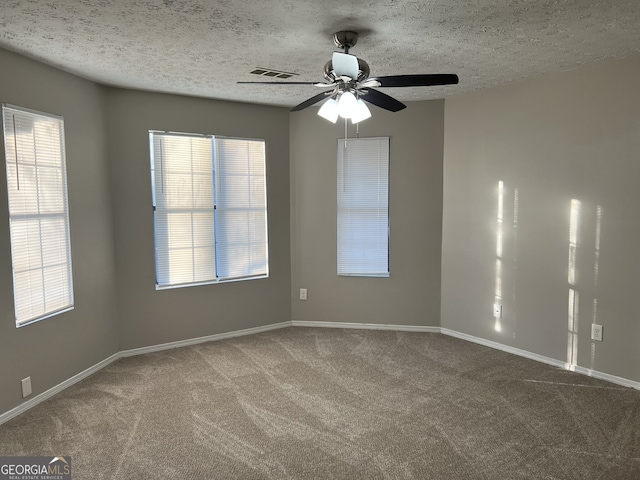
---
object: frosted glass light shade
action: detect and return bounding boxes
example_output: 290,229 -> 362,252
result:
318,98 -> 339,123
338,91 -> 358,118
351,99 -> 371,124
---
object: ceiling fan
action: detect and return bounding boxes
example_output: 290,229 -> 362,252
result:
238,31 -> 459,123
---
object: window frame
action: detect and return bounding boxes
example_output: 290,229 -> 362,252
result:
337,136 -> 390,278
149,130 -> 269,290
2,104 -> 74,327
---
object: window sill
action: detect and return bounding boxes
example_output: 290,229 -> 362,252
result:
16,306 -> 74,328
155,274 -> 269,291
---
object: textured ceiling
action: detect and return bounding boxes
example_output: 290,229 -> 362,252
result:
0,0 -> 639,108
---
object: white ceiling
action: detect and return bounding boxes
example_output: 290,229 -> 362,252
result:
1,1 -> 639,109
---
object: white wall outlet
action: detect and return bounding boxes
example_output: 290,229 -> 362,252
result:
21,377 -> 32,398
299,288 -> 308,300
591,324 -> 603,342
493,304 -> 502,318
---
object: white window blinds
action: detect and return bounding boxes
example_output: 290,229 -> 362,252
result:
150,132 -> 268,288
214,138 -> 268,280
337,137 -> 389,277
151,133 -> 215,286
2,105 -> 74,326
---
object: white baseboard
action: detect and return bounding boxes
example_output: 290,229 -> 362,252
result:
120,321 -> 291,357
440,328 -> 567,369
3,321 -> 638,425
573,365 -> 640,390
0,352 -> 120,426
440,328 -> 640,391
291,320 -> 440,333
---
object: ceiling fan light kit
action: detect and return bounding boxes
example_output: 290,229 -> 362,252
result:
238,31 -> 459,123
316,93 -> 372,124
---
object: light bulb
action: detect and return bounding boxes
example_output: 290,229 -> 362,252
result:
338,91 -> 357,118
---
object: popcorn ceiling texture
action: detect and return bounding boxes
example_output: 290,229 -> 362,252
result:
0,0 -> 639,107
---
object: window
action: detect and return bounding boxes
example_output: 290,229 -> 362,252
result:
337,137 -> 389,277
2,105 -> 74,327
150,131 -> 268,288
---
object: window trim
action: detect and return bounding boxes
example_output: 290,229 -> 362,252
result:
337,136 -> 390,278
154,272 -> 269,291
2,103 -> 74,327
149,130 -> 269,290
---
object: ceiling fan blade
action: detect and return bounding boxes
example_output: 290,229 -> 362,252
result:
332,52 -> 359,79
290,91 -> 332,112
360,88 -> 406,112
237,81 -> 331,86
367,74 -> 459,88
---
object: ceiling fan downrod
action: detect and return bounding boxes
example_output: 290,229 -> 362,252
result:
333,31 -> 359,54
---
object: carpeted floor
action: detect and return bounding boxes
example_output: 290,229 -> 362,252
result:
0,327 -> 639,479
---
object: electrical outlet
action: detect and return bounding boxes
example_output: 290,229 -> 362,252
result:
591,324 -> 603,342
299,288 -> 308,301
493,304 -> 502,318
21,377 -> 32,398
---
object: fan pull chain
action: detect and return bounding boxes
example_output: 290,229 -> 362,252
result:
344,117 -> 348,145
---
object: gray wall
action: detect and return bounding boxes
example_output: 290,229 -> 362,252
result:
105,89 -> 291,350
290,101 -> 444,326
442,54 -> 640,382
0,48 -> 119,414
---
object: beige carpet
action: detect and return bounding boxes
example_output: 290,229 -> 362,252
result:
0,327 -> 639,479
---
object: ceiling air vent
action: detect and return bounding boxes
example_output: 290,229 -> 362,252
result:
250,68 -> 298,79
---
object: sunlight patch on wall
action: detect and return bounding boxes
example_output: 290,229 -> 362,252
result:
495,181 -> 504,333
566,199 -> 581,370
590,205 -> 603,370
511,187 -> 519,339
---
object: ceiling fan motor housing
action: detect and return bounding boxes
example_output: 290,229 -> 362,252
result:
323,58 -> 370,82
326,31 -> 370,82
